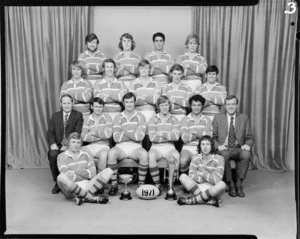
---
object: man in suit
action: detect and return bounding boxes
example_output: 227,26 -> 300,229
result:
212,95 -> 254,197
47,94 -> 84,194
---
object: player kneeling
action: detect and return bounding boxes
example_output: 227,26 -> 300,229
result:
177,135 -> 226,207
57,132 -> 113,205
148,95 -> 180,196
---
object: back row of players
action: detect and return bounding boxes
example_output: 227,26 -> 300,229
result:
47,32 -> 254,206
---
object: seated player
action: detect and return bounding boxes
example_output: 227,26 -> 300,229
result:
107,92 -> 149,196
176,34 -> 207,92
78,33 -> 107,85
93,58 -> 127,120
180,94 -> 213,175
195,65 -> 227,121
148,96 -> 180,195
128,59 -> 161,150
57,132 -> 113,205
81,97 -> 112,174
60,60 -> 93,117
177,135 -> 226,207
113,33 -> 141,90
144,32 -> 174,87
162,64 -> 193,123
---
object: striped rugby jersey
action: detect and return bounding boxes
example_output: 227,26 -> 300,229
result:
60,78 -> 93,114
148,113 -> 180,146
162,83 -> 193,115
195,82 -> 227,117
93,78 -> 127,113
112,110 -> 146,143
57,149 -> 96,182
176,52 -> 207,82
145,50 -> 174,85
81,113 -> 113,144
78,50 -> 106,81
128,77 -> 161,111
189,153 -> 224,185
113,51 -> 141,83
180,113 -> 213,146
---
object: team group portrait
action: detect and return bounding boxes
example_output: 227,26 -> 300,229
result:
3,3 -> 297,238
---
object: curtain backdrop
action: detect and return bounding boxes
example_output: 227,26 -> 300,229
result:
5,6 -> 89,168
193,0 -> 297,170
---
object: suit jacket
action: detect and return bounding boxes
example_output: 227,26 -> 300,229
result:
47,109 -> 84,147
212,113 -> 254,148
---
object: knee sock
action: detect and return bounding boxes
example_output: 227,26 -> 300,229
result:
70,184 -> 94,200
88,177 -> 106,194
149,166 -> 160,185
138,163 -> 148,184
107,162 -> 118,185
187,188 -> 213,205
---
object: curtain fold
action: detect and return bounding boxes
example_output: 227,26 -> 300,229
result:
6,6 -> 89,168
192,0 -> 297,170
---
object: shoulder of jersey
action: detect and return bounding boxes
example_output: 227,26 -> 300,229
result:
136,184 -> 159,200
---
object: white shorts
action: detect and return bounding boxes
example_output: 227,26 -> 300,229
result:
197,182 -> 213,192
182,145 -> 198,155
182,79 -> 201,93
106,112 -> 121,122
140,110 -> 156,124
82,142 -> 110,157
115,141 -> 142,158
151,143 -> 175,159
76,180 -> 89,190
172,114 -> 186,123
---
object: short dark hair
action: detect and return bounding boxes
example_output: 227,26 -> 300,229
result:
197,135 -> 215,154
122,92 -> 136,103
138,59 -> 151,68
118,33 -> 136,51
225,95 -> 239,105
60,94 -> 73,103
156,95 -> 172,112
91,97 -> 104,106
170,64 -> 184,73
102,58 -> 116,69
85,33 -> 99,44
206,65 -> 219,75
189,94 -> 206,106
152,32 -> 165,42
67,132 -> 82,146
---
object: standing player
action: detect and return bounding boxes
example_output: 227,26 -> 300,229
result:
176,34 -> 207,92
148,96 -> 180,195
162,64 -> 193,123
180,94 -> 213,175
177,135 -> 226,207
145,32 -> 174,87
113,33 -> 141,90
57,132 -> 113,205
195,65 -> 227,121
107,92 -> 149,196
128,59 -> 161,150
78,33 -> 106,86
60,61 -> 93,117
81,97 -> 112,174
93,58 -> 127,121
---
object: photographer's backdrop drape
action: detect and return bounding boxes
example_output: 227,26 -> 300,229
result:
4,1 -> 297,171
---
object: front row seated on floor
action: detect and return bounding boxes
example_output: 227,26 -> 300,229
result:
178,135 -> 226,207
57,132 -> 113,205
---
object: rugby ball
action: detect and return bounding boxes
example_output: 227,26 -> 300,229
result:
136,184 -> 159,200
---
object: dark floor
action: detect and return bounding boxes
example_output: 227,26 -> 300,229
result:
4,168 -> 296,238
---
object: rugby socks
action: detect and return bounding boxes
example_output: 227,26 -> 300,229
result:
138,163 -> 148,184
149,166 -> 160,185
186,188 -> 213,205
70,184 -> 93,200
87,177 -> 106,195
108,162 -> 118,185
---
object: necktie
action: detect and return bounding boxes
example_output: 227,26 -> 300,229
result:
62,114 -> 69,146
228,116 -> 236,148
